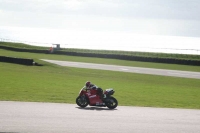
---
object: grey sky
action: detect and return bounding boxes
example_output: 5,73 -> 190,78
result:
0,0 -> 200,37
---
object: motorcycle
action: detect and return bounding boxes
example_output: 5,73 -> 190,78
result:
76,87 -> 118,109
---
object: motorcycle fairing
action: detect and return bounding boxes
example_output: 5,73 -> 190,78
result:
86,93 -> 104,106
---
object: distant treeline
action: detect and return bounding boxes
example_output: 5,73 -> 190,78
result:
0,45 -> 200,66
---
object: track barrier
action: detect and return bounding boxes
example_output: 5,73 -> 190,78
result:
0,56 -> 34,65
0,45 -> 200,66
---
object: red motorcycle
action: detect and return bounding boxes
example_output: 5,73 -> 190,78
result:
76,87 -> 118,109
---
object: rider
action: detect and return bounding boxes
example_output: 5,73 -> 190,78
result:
85,81 -> 106,99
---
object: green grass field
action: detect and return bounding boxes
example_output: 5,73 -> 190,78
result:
0,47 -> 200,109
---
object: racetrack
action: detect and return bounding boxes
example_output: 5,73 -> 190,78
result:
1,60 -> 200,133
0,101 -> 200,133
41,59 -> 200,79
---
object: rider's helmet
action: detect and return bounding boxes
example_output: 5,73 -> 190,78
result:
85,81 -> 91,88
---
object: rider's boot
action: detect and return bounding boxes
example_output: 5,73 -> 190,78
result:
101,94 -> 106,100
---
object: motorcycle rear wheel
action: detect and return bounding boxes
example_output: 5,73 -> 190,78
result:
76,96 -> 88,108
106,97 -> 118,109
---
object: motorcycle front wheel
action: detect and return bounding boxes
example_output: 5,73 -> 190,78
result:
76,96 -> 89,108
106,97 -> 118,109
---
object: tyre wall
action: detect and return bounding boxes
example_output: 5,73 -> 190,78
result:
0,56 -> 34,65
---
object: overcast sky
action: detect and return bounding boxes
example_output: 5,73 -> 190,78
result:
0,0 -> 200,37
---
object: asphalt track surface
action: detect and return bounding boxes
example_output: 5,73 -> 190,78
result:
41,59 -> 200,79
1,101 -> 200,133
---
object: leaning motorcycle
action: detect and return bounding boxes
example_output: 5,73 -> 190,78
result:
76,87 -> 118,109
